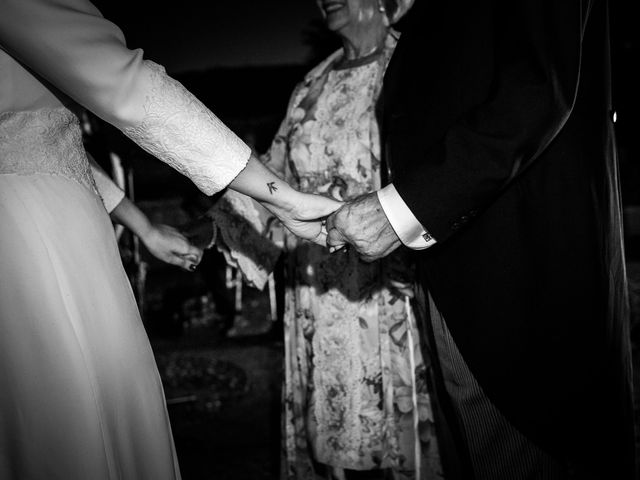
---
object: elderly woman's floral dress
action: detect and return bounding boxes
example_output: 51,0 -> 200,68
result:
211,34 -> 443,480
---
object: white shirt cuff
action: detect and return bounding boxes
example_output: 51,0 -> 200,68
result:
377,184 -> 436,250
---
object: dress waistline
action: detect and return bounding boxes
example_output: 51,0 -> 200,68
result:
0,107 -> 97,195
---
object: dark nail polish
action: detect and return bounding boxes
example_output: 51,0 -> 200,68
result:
189,264 -> 197,271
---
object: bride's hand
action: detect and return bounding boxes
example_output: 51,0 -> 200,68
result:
141,224 -> 203,271
227,156 -> 342,245
269,192 -> 342,246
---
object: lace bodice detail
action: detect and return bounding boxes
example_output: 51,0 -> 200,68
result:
0,108 -> 97,194
121,62 -> 250,195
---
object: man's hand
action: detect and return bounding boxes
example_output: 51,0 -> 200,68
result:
326,192 -> 401,262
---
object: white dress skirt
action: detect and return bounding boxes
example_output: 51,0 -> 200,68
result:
0,1 -> 250,476
0,172 -> 181,479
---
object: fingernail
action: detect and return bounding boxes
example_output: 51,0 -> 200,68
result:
189,264 -> 197,271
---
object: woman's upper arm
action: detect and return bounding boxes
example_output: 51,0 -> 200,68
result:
88,153 -> 125,213
0,0 -> 150,126
0,0 -> 251,195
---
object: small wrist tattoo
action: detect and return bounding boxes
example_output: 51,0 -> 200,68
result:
267,182 -> 278,195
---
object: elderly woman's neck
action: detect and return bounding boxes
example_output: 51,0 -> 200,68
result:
340,24 -> 388,60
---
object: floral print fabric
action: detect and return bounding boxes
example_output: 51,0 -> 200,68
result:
267,35 -> 443,480
215,33 -> 443,479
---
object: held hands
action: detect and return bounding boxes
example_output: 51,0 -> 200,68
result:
326,192 -> 401,262
270,191 -> 343,246
109,195 -> 203,271
141,224 -> 203,271
226,156 -> 342,246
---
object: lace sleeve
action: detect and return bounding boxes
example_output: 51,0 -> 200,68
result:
120,62 -> 250,195
208,190 -> 282,290
0,0 -> 250,196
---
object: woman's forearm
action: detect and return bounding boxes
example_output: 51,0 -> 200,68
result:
227,154 -> 342,245
227,155 -> 298,214
110,195 -> 153,240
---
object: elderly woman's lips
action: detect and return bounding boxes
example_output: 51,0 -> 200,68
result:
322,1 -> 344,13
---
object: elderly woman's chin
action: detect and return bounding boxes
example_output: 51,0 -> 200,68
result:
324,12 -> 350,32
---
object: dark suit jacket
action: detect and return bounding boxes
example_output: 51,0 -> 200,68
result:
380,0 -> 635,477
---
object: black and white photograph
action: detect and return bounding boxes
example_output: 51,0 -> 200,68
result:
1,0 -> 639,479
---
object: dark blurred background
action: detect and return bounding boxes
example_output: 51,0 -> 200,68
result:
88,0 -> 640,253
83,1 -> 640,478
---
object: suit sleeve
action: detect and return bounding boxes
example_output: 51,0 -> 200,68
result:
0,0 -> 250,195
392,0 -> 588,241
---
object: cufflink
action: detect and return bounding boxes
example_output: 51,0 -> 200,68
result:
422,232 -> 434,242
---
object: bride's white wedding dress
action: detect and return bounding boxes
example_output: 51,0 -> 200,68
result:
0,0 -> 250,478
